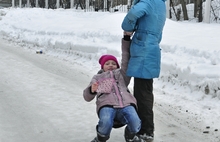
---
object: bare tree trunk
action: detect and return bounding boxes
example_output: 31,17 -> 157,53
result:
198,0 -> 203,22
180,0 -> 188,20
194,0 -> 198,17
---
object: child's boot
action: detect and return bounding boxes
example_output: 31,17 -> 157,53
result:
91,131 -> 109,142
124,127 -> 145,142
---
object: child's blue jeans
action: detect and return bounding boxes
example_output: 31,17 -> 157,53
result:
97,105 -> 141,136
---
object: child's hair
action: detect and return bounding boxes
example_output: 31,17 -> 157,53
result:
99,55 -> 120,69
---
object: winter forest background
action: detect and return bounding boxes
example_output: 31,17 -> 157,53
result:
0,0 -> 220,23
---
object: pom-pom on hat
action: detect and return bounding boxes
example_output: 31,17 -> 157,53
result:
99,55 -> 120,69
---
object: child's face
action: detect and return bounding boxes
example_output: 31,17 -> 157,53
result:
103,60 -> 118,72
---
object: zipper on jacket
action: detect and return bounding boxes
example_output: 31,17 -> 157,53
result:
110,71 -> 124,107
113,83 -> 124,107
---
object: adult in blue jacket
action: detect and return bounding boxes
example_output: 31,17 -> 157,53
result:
121,0 -> 166,141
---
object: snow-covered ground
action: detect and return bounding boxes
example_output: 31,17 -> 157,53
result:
0,8 -> 220,142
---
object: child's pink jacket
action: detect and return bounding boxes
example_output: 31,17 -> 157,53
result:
83,39 -> 137,114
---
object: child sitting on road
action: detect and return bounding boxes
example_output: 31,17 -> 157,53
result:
83,33 -> 144,142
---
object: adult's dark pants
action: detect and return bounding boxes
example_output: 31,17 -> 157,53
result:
134,78 -> 154,135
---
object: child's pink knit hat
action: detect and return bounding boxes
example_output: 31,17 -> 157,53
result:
99,55 -> 120,69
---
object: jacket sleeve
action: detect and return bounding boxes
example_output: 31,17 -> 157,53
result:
120,39 -> 131,87
83,77 -> 97,102
121,0 -> 151,32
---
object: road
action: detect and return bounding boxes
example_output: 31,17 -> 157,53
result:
0,38 -> 213,142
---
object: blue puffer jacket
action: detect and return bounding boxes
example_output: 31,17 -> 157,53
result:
121,0 -> 166,79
